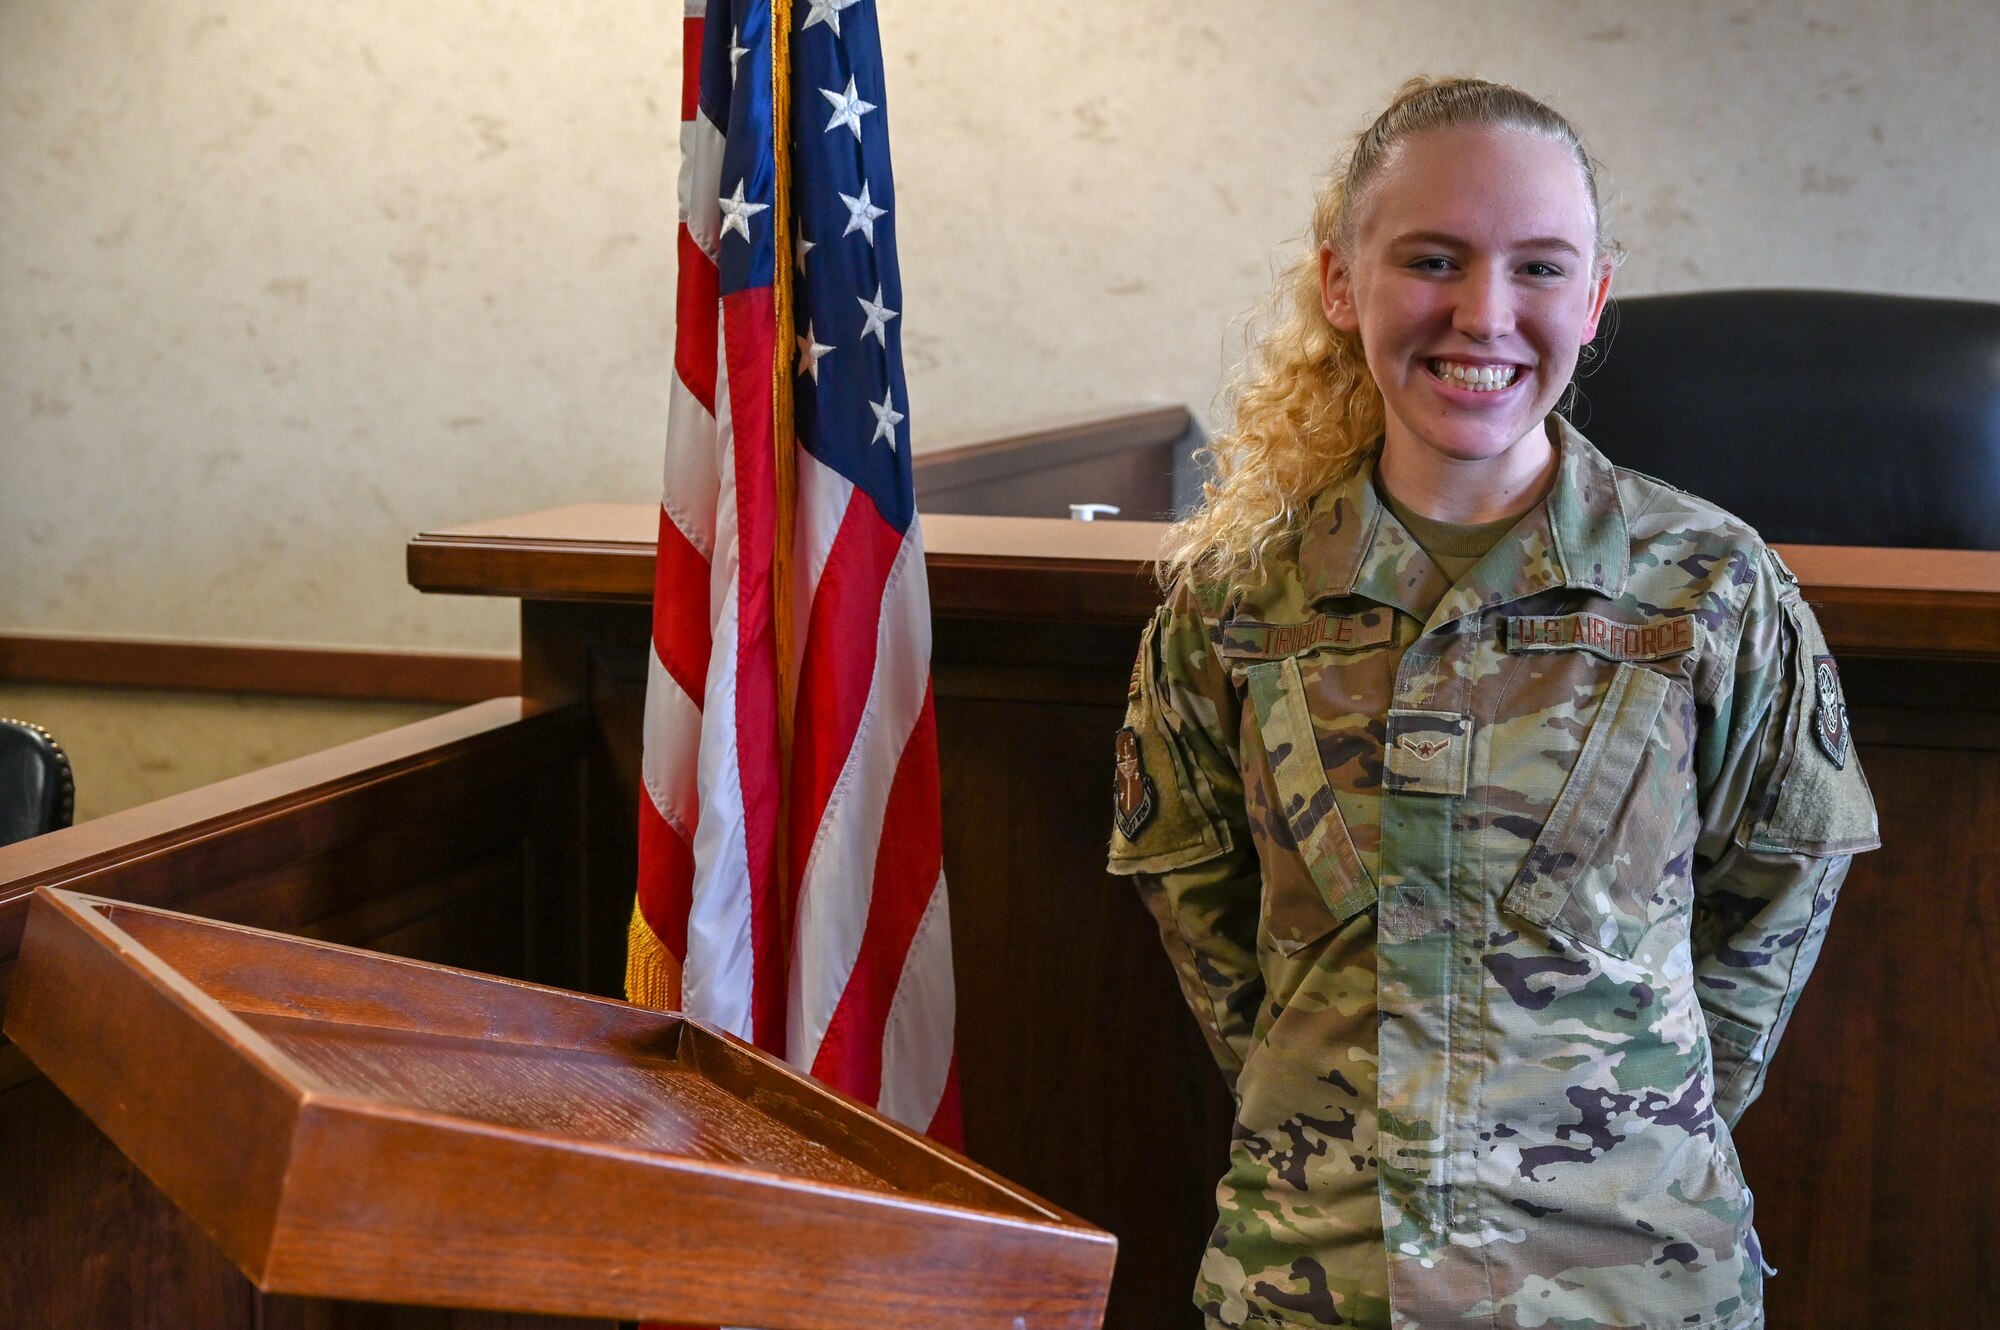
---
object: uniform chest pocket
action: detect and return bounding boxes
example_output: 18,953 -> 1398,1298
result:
1245,655 -> 1378,955
1500,661 -> 1697,961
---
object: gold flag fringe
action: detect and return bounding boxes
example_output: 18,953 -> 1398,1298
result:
625,901 -> 682,1012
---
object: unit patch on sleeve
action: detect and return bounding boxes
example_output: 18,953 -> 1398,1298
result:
1507,612 -> 1695,662
1113,726 -> 1158,840
1812,655 -> 1849,768
1219,609 -> 1395,660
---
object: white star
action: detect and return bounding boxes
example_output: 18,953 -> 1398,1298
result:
801,0 -> 861,38
796,323 -> 833,383
794,229 -> 815,275
718,178 -> 769,243
838,181 -> 888,244
856,285 -> 899,346
729,28 -> 748,75
820,76 -> 877,140
869,389 -> 904,450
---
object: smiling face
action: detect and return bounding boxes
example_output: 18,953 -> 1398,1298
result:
1319,125 -> 1612,503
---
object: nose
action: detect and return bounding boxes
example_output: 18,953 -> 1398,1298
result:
1454,264 -> 1517,342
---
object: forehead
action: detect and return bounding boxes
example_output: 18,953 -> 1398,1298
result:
1354,124 -> 1596,247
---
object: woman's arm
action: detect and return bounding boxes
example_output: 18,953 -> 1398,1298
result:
1107,584 -> 1265,1087
1691,548 -> 1880,1127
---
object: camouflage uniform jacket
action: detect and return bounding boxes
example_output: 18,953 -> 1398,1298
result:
1107,421 -> 1879,1330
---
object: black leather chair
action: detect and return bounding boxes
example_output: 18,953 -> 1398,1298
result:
1,718 -> 75,847
1571,289 -> 2000,549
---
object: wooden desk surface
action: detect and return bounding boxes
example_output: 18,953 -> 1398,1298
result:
410,503 -> 2000,658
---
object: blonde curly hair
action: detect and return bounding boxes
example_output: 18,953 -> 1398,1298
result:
1161,76 -> 1616,592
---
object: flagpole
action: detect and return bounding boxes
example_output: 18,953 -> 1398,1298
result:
768,0 -> 800,977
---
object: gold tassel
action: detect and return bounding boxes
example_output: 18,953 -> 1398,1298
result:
624,902 -> 683,1012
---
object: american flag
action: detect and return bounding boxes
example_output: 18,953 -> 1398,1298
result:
629,0 -> 960,1147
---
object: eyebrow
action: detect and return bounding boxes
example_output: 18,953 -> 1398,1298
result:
1391,230 -> 1586,258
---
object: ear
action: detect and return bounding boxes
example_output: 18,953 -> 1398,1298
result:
1318,244 -> 1359,332
1578,257 -> 1614,343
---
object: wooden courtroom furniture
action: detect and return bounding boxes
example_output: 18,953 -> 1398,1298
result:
405,505 -> 2000,1330
7,889 -> 1114,1329
3,488 -> 1997,1326
0,700 -> 602,1328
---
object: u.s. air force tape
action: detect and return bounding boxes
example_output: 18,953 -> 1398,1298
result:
1506,612 -> 1695,662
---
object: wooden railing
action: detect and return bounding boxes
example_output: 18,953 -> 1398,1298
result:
0,700 -> 598,1327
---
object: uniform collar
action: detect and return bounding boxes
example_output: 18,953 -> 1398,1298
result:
1295,417 -> 1629,634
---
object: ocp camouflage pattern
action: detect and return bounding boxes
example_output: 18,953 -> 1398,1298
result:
1108,421 -> 1879,1330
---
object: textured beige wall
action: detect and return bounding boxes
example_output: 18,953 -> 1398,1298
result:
5,0 -> 1999,663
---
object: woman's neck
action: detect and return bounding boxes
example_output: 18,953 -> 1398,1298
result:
1376,418 -> 1561,526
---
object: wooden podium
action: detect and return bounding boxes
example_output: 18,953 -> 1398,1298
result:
6,887 -> 1115,1329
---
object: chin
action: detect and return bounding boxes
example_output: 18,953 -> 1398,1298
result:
1404,417 -> 1549,465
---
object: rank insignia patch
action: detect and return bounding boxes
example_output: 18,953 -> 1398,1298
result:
1398,735 -> 1451,762
1813,655 -> 1849,768
1383,708 -> 1470,797
1113,726 -> 1157,840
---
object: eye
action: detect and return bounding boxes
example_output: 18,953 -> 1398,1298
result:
1407,255 -> 1456,274
1519,261 -> 1566,279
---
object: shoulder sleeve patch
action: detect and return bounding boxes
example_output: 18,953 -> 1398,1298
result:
1107,614 -> 1238,875
1113,726 -> 1157,839
1743,593 -> 1881,856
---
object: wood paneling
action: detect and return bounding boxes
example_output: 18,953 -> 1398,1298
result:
0,699 -> 582,971
0,632 -> 520,703
0,1072 -> 259,1329
0,698 -> 597,1329
1732,735 -> 2000,1325
933,682 -> 1234,1330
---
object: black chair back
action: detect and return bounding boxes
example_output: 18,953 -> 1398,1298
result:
1572,289 -> 2000,549
1,718 -> 76,847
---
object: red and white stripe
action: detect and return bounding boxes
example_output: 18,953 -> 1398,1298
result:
635,0 -> 958,1145
785,451 -> 957,1136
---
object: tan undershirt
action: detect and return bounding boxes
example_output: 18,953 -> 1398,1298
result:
1378,483 -> 1525,584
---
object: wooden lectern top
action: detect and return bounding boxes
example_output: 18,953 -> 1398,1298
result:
5,887 -> 1116,1330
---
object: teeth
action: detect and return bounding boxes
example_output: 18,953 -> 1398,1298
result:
1430,360 -> 1519,392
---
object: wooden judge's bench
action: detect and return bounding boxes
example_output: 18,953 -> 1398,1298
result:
3,417 -> 1999,1327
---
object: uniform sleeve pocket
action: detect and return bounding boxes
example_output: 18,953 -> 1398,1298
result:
1502,661 -> 1687,960
1244,655 -> 1377,951
1107,618 -> 1237,876
1742,596 -> 1881,856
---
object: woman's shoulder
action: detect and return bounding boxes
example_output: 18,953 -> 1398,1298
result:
1160,549 -> 1322,640
1610,466 -> 1802,688
1614,464 -> 1777,583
